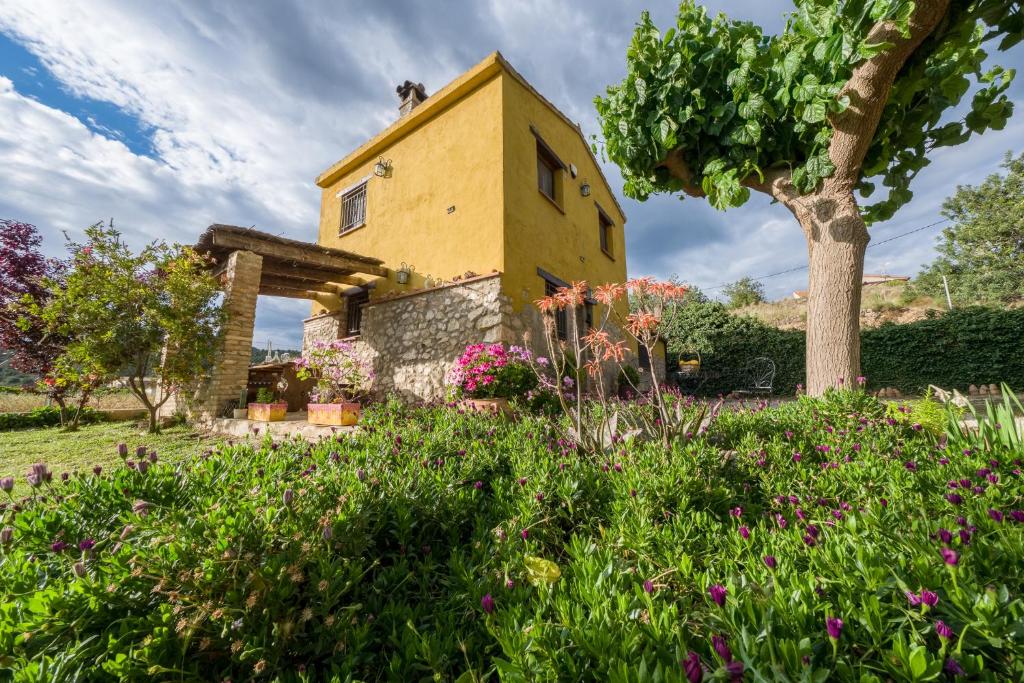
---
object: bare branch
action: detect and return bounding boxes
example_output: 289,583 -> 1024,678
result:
661,150 -> 797,206
826,0 -> 952,193
660,149 -> 706,197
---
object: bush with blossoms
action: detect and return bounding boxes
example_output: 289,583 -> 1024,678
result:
445,343 -> 538,400
294,339 -> 374,403
1,389 -> 1023,680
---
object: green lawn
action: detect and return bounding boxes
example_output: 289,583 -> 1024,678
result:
0,421 -> 219,496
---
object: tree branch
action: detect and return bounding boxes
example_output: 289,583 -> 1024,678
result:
660,149 -> 706,198
661,149 -> 797,205
826,0 -> 952,193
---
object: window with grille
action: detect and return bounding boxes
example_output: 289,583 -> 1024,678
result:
544,279 -> 568,340
346,290 -> 370,336
340,182 -> 367,234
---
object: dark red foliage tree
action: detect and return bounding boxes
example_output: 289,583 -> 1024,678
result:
0,219 -> 67,399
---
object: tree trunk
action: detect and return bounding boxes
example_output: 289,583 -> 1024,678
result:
147,407 -> 160,433
792,193 -> 870,396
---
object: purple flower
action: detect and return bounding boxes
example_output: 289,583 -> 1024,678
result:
136,461 -> 149,474
481,593 -> 495,614
356,468 -> 367,481
906,590 -> 922,606
93,466 -> 102,476
941,548 -> 959,566
682,651 -> 702,683
520,529 -> 529,540
72,561 -> 86,578
51,540 -> 67,552
474,481 -> 483,490
505,579 -> 514,589
282,489 -> 294,506
117,443 -> 128,458
945,493 -> 963,505
738,526 -> 750,539
535,492 -> 544,502
517,477 -> 527,487
935,620 -> 954,641
725,661 -> 744,681
322,525 -> 333,540
711,634 -> 732,662
730,506 -> 743,518
803,534 -> 817,547
1010,510 -> 1024,523
921,589 -> 939,607
959,528 -> 972,545
78,538 -> 95,551
826,616 -> 843,640
937,528 -> 953,544
763,555 -> 777,570
132,500 -> 150,516
988,508 -> 1003,523
0,527 -> 12,544
708,584 -> 727,607
643,580 -> 654,594
944,658 -> 965,676
904,461 -> 917,471
0,476 -> 13,492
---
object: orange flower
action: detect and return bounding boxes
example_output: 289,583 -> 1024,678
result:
626,312 -> 659,337
594,282 -> 625,306
535,295 -> 557,313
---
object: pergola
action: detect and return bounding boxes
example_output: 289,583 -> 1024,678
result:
196,224 -> 387,299
186,224 -> 387,420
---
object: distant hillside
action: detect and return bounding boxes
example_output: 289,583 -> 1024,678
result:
0,351 -> 35,387
734,282 -> 944,331
251,346 -> 302,365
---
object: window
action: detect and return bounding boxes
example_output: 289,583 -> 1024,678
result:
532,126 -> 565,206
346,290 -> 370,336
340,181 -> 367,234
598,207 -> 614,257
584,302 -> 594,329
544,278 -> 568,341
638,344 -> 651,371
537,152 -> 557,200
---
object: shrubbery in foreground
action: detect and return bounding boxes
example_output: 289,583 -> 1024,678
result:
1,392 -> 1022,681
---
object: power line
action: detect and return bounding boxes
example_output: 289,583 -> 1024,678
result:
703,217 -> 950,291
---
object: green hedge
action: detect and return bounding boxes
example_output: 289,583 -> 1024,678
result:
0,406 -> 105,431
663,303 -> 1024,395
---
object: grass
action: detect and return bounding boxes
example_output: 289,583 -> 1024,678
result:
0,420 -> 219,496
0,389 -> 140,413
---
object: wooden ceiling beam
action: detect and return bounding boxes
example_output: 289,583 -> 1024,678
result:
259,260 -> 365,287
210,231 -> 387,277
260,274 -> 342,295
258,285 -> 329,300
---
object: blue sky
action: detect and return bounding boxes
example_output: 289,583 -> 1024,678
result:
1,1 -> 1022,348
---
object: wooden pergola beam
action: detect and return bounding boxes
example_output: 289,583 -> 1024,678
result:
258,285 -> 329,300
209,230 -> 387,277
260,274 -> 342,295
259,260 -> 365,287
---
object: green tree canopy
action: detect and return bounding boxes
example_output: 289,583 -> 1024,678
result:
596,0 -> 1021,395
914,150 -> 1024,304
722,276 -> 767,308
40,224 -> 223,431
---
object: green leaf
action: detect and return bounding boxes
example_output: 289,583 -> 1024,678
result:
802,99 -> 827,123
738,37 -> 757,62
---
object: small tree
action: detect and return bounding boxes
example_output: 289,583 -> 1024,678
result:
722,277 -> 767,308
915,151 -> 1024,305
41,223 -> 222,432
0,220 -> 71,417
597,1 -> 1018,394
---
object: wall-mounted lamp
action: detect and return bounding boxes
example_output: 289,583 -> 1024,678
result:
580,180 -> 591,197
373,157 -> 393,178
396,262 -> 413,285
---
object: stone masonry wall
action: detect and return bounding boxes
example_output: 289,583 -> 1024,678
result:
354,274 -> 510,401
302,310 -> 345,352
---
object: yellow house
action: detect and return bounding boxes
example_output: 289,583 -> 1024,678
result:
301,52 -> 646,399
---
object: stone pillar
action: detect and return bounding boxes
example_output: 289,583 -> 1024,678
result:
195,250 -> 263,420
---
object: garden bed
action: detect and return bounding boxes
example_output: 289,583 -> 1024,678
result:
0,392 -> 1022,680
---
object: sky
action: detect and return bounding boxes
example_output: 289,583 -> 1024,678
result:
1,1 -> 1022,348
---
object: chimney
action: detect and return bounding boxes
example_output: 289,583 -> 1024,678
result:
396,80 -> 428,117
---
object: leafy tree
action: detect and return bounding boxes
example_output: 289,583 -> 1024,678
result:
722,276 -> 767,308
596,0 -> 1019,394
0,220 -> 72,413
41,223 -> 223,432
915,151 -> 1024,304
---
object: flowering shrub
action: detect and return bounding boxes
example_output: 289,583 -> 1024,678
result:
1,391 -> 1023,680
446,343 -> 537,400
294,339 -> 374,402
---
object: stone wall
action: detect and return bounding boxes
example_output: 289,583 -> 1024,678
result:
354,274 -> 510,401
302,310 -> 345,351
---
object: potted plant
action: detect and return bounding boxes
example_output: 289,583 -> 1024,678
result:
295,340 -> 373,426
446,343 -> 536,416
247,387 -> 287,422
232,388 -> 249,419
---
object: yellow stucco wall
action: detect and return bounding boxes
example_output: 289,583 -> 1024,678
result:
311,53 -> 628,325
499,73 -> 627,319
313,71 -> 505,315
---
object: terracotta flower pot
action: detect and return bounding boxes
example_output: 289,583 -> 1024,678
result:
460,397 -> 512,417
307,402 -> 361,426
247,402 -> 287,422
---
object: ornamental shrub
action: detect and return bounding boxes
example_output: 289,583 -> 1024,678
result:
0,406 -> 103,432
1,393 -> 1022,680
446,343 -> 538,400
294,339 -> 374,402
663,303 -> 1024,395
